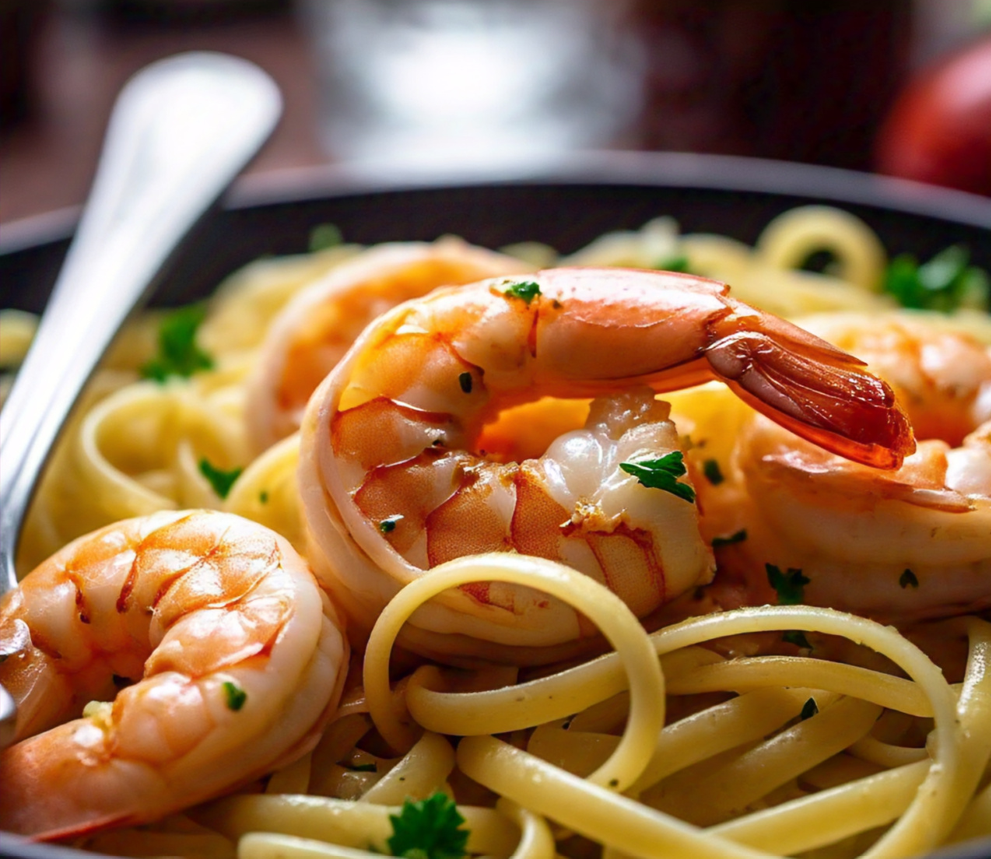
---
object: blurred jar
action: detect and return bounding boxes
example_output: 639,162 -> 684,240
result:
298,0 -> 645,166
629,0 -> 912,169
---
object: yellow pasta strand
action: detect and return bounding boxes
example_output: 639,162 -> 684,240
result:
357,732 -> 455,805
198,796 -> 518,857
364,554 -> 665,794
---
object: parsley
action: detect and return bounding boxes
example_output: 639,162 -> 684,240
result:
620,452 -> 696,503
654,254 -> 691,274
783,630 -> 812,650
800,697 -> 819,720
223,681 -> 247,711
766,564 -> 810,605
504,280 -> 541,305
309,223 -> 344,252
259,490 -> 269,504
348,762 -> 377,773
711,529 -> 747,548
458,372 -> 473,394
702,459 -> 724,485
199,459 -> 243,499
140,304 -> 214,382
387,793 -> 469,859
379,515 -> 403,534
899,569 -> 919,589
883,245 -> 989,313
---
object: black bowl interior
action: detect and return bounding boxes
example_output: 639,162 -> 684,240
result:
1,153 -> 990,859
2,153 -> 990,313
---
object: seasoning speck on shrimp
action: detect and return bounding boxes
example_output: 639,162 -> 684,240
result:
299,269 -> 914,664
0,510 -> 349,840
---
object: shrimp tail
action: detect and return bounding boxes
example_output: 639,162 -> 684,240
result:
706,305 -> 916,469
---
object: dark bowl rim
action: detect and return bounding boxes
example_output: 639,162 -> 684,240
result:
1,150 -> 989,256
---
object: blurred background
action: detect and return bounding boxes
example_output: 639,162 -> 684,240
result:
1,0 -> 989,226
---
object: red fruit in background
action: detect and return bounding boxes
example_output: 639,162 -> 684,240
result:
875,36 -> 991,196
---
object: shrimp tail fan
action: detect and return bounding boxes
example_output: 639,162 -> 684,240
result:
706,305 -> 916,469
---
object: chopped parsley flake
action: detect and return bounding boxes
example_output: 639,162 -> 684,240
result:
766,563 -> 810,605
900,569 -> 919,589
379,515 -> 403,534
800,697 -> 819,720
711,529 -> 747,548
347,762 -> 377,773
702,458 -> 725,485
199,459 -> 243,499
223,681 -> 247,711
387,793 -> 469,859
309,223 -> 344,252
620,452 -> 696,503
458,372 -> 473,394
140,304 -> 214,382
883,245 -> 989,313
259,490 -> 269,504
654,254 -> 692,274
783,630 -> 812,650
504,280 -> 541,305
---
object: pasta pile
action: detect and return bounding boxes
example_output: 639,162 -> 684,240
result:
1,206 -> 990,859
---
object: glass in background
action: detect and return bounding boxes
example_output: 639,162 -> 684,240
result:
298,0 -> 645,167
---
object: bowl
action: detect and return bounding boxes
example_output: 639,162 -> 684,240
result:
1,152 -> 990,859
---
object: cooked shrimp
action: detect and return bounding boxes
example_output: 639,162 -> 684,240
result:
298,269 -> 913,664
731,312 -> 991,622
246,238 -> 534,451
0,510 -> 349,839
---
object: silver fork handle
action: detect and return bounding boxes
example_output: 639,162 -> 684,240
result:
0,53 -> 282,595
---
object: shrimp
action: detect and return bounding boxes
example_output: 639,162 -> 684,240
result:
730,312 -> 991,623
0,509 -> 349,839
298,269 -> 913,664
246,238 -> 534,451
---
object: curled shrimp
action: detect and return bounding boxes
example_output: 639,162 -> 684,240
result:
731,312 -> 991,622
299,269 -> 913,664
0,510 -> 349,839
246,238 -> 534,451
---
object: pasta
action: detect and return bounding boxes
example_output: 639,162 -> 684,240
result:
1,206 -> 990,859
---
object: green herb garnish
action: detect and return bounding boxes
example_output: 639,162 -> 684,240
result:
702,458 -> 724,485
387,793 -> 469,859
223,681 -> 247,711
766,563 -> 810,605
883,245 -> 989,312
899,569 -> 919,589
309,223 -> 344,252
504,280 -> 541,305
654,254 -> 692,274
379,515 -> 403,534
199,459 -> 243,499
259,490 -> 269,505
800,697 -> 819,720
140,304 -> 214,382
783,630 -> 812,650
458,372 -> 473,394
711,529 -> 747,548
620,452 -> 696,503
348,762 -> 378,773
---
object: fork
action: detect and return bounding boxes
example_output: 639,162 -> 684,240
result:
0,52 -> 282,746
